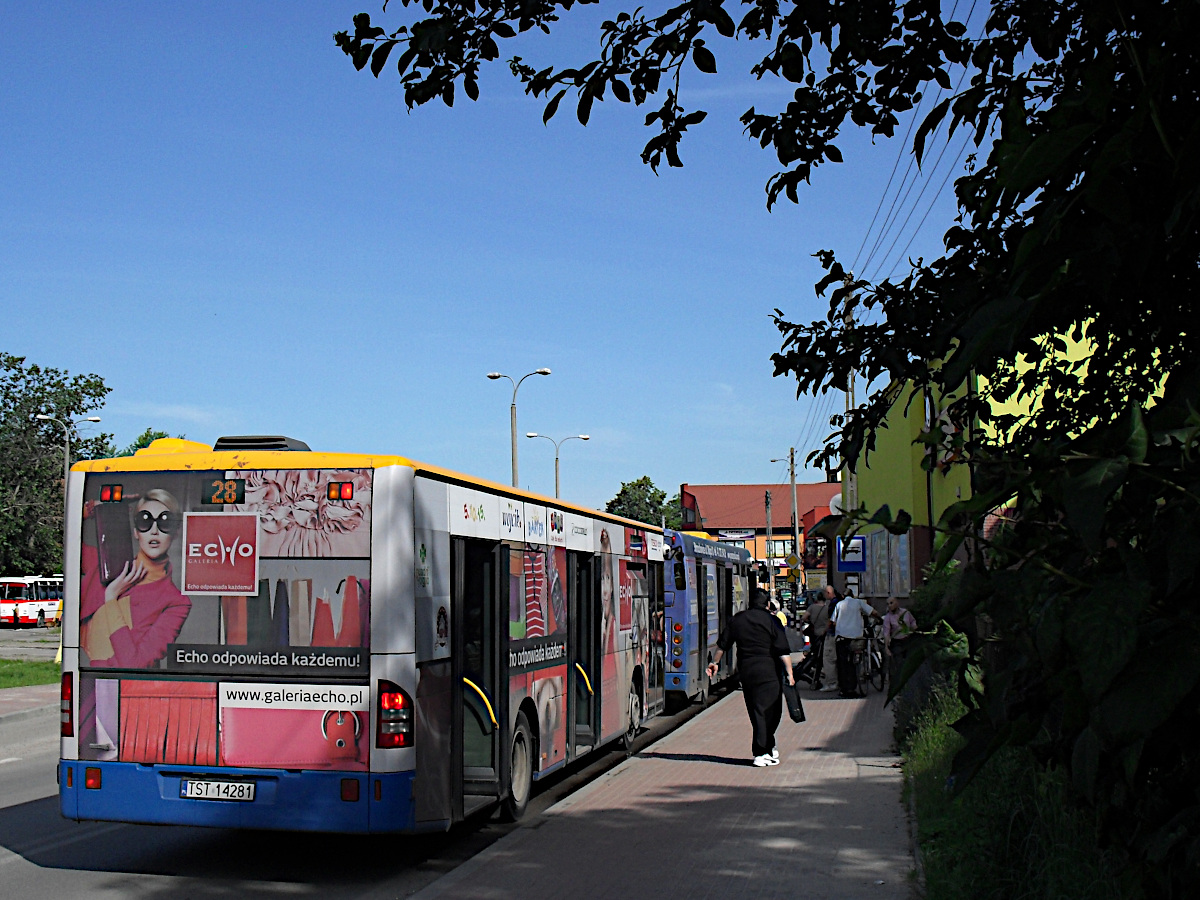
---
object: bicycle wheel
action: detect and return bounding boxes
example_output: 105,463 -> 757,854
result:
869,647 -> 885,691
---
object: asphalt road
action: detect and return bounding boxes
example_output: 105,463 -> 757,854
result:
0,691 -> 713,898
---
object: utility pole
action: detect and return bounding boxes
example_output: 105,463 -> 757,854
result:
765,490 -> 774,600
789,447 -> 800,588
771,448 -> 804,595
844,276 -> 859,515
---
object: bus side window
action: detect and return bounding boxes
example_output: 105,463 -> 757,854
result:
673,563 -> 685,591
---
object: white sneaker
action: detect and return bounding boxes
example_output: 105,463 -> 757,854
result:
820,685 -> 838,692
753,754 -> 780,767
770,747 -> 779,761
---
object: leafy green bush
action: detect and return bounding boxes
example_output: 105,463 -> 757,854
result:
906,687 -> 1130,900
904,562 -> 959,628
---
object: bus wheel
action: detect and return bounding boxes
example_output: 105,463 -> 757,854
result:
499,712 -> 533,822
37,610 -> 46,628
621,687 -> 642,754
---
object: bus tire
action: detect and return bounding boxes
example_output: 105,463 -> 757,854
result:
621,685 -> 642,754
499,712 -> 533,822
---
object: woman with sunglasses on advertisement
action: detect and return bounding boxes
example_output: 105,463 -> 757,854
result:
80,489 -> 191,668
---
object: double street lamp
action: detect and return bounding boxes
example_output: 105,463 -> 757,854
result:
525,432 -> 589,498
36,413 -> 102,497
487,368 -> 551,487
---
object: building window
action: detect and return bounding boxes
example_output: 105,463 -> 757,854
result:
766,539 -> 794,559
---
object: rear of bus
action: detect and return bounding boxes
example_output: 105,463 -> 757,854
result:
58,437 -> 415,833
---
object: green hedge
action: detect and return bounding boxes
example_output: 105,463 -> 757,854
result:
904,687 -> 1131,900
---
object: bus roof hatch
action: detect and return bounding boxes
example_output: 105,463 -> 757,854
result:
212,435 -> 312,451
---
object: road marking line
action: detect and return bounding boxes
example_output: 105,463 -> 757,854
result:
0,758 -> 21,765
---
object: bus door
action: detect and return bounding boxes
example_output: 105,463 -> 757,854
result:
712,565 -> 725,677
695,558 -> 707,680
568,551 -> 597,758
643,562 -> 666,717
452,537 -> 503,818
703,561 -> 719,659
719,564 -> 734,677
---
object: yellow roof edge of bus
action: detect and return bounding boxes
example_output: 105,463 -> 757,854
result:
70,449 -> 417,474
69,449 -> 661,532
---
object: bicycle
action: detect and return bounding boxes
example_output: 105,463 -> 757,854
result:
857,618 -> 886,693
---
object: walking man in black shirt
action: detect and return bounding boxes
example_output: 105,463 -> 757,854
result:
708,588 -> 795,767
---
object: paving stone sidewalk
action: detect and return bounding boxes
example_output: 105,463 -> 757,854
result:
413,685 -> 913,900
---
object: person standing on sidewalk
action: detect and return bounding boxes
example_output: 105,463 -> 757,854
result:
800,589 -> 831,689
829,589 -> 881,698
882,596 -> 917,683
817,584 -> 842,692
708,588 -> 795,767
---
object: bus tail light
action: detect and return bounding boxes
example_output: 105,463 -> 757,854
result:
376,680 -> 413,748
61,673 -> 74,737
85,767 -> 102,790
673,623 -> 682,632
672,659 -> 682,668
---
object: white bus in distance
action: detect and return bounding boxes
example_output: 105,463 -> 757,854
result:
0,575 -> 63,627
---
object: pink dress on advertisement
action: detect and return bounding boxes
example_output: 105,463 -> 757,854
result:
80,545 -> 191,669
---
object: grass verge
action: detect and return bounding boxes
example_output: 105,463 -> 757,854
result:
0,658 -> 61,689
904,687 -> 1130,900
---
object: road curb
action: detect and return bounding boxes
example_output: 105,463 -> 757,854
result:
0,704 -> 57,728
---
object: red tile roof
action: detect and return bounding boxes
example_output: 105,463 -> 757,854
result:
681,482 -> 842,530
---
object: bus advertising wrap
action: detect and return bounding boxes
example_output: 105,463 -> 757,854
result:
75,468 -> 373,771
78,468 -> 372,676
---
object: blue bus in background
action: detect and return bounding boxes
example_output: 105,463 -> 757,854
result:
663,530 -> 753,707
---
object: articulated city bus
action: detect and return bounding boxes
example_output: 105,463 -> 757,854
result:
662,530 -> 751,706
58,436 -> 665,832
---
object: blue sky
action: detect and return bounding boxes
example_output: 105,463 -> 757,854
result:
2,2 -> 971,510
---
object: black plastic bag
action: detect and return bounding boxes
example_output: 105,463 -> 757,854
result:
783,679 -> 805,723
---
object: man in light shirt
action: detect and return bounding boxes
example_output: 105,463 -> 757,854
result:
882,596 -> 918,683
829,589 -> 881,698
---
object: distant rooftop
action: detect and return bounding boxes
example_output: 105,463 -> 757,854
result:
682,482 -> 842,530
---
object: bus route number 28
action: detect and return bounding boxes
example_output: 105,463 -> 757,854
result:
208,479 -> 246,505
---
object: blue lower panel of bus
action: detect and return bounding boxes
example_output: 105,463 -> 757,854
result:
60,762 -> 416,833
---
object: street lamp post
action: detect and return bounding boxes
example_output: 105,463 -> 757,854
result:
487,368 -> 551,488
36,413 -> 102,498
525,433 -> 589,498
